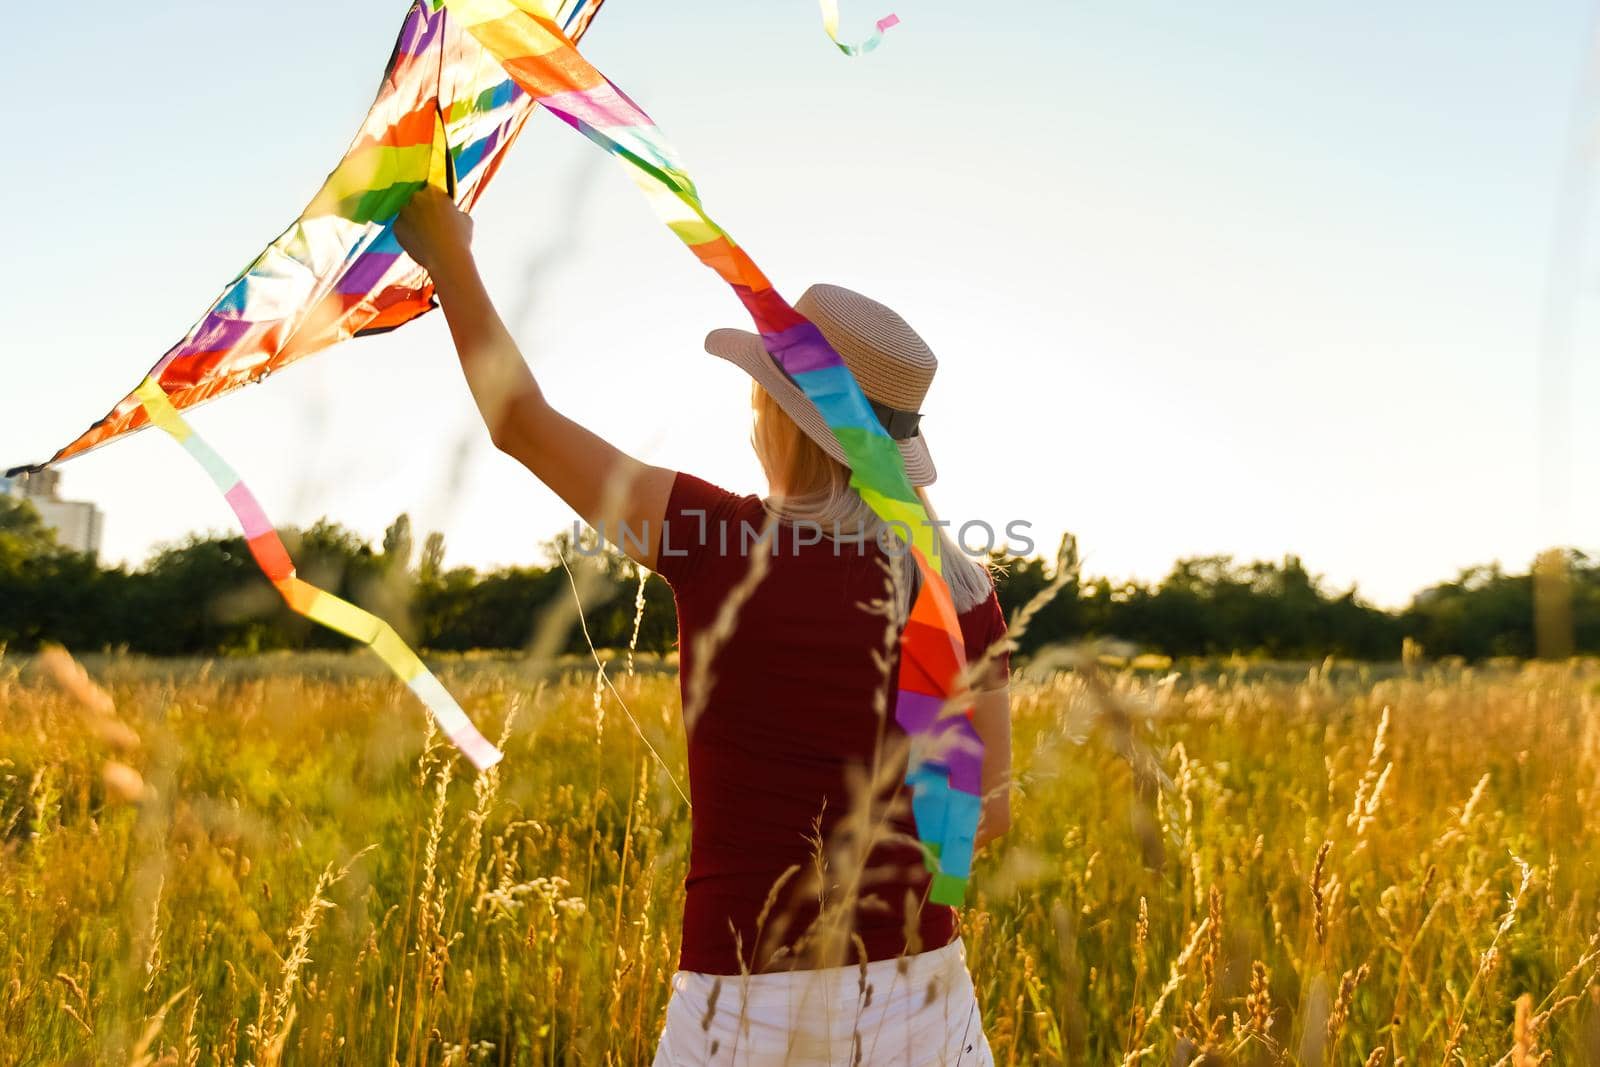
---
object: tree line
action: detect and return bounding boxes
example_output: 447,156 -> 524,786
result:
1,496 -> 1594,661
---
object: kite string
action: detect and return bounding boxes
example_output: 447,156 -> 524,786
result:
557,549 -> 690,808
130,376 -> 503,771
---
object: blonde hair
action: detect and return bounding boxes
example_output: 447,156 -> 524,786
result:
751,384 -> 993,614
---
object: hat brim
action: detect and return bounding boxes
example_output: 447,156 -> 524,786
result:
704,327 -> 937,487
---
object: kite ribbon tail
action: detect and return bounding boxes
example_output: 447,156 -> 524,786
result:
819,0 -> 899,55
130,377 -> 503,771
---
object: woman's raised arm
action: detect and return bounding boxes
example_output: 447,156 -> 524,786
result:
395,188 -> 674,569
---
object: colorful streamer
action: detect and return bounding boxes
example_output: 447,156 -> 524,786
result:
819,1 -> 900,56
439,0 -> 983,903
130,376 -> 503,771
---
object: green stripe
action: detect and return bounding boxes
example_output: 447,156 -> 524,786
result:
835,427 -> 917,504
344,180 -> 428,224
929,872 -> 967,906
856,485 -> 942,570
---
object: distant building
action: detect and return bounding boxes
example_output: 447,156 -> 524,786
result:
4,469 -> 104,557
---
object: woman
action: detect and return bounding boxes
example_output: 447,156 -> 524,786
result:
396,188 -> 1012,1066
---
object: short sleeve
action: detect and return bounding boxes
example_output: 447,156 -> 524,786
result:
958,588 -> 1011,692
652,473 -> 752,589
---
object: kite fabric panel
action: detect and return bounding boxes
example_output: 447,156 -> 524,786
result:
433,0 -> 984,904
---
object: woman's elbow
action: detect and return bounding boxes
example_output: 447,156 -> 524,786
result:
487,419 -> 534,464
483,390 -> 548,460
484,414 -> 517,454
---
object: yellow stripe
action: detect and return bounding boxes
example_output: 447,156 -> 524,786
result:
856,486 -> 943,574
133,377 -> 191,442
819,0 -> 842,36
443,0 -> 525,26
463,11 -> 567,58
371,623 -> 426,681
508,0 -> 564,17
428,110 -> 451,193
312,144 -> 434,214
447,0 -> 567,42
304,590 -> 383,644
667,217 -> 726,246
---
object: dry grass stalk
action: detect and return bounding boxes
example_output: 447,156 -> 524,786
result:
626,565 -> 648,678
1325,962 -> 1370,1049
127,985 -> 189,1067
1440,854 -> 1535,1064
1120,916 -> 1212,1065
1311,842 -> 1333,951
252,849 -> 369,1059
1244,960 -> 1274,1037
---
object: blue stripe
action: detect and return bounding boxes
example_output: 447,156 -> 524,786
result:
792,366 -> 891,436
215,278 -> 250,316
365,227 -> 403,255
454,137 -> 490,178
906,767 -> 980,880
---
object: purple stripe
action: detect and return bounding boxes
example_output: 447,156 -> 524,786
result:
547,107 -> 586,134
895,689 -> 944,735
899,695 -> 983,796
395,5 -> 443,58
940,717 -> 984,795
479,124 -> 506,158
760,322 -> 843,375
337,251 -> 400,295
174,314 -> 254,358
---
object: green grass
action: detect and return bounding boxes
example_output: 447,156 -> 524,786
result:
1,651 -> 1597,1064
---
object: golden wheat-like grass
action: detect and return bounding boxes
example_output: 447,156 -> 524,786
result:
0,652 -> 1597,1063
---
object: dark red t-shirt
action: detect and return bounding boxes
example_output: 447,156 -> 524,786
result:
654,473 -> 1009,975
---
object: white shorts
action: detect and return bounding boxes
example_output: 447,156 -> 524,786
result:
651,939 -> 994,1067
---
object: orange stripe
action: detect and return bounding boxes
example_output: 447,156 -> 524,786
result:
503,46 -> 606,98
376,104 -> 438,149
908,577 -> 959,636
273,576 -> 320,614
246,531 -> 295,582
898,639 -> 950,698
689,237 -> 771,292
902,617 -> 962,690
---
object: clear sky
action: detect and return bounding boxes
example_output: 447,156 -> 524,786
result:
2,1 -> 1595,608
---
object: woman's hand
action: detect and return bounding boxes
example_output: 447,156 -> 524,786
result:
395,186 -> 475,288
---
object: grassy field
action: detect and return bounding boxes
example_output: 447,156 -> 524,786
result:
1,650 -> 1598,1065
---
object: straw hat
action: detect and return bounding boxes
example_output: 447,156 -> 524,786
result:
704,284 -> 939,486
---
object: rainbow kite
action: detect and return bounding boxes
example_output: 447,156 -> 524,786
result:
15,0 -> 983,903
9,0 -> 611,771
